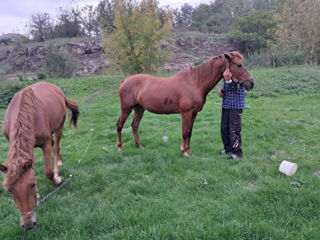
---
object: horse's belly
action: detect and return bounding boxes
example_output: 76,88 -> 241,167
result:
146,107 -> 179,114
141,98 -> 179,114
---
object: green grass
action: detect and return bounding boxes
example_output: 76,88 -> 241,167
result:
0,65 -> 320,239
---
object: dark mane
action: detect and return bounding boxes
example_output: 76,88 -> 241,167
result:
4,87 -> 35,189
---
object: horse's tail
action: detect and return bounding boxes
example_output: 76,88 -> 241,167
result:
65,97 -> 79,128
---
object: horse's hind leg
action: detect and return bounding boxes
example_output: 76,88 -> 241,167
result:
117,106 -> 133,152
131,105 -> 145,148
53,123 -> 64,167
181,112 -> 197,156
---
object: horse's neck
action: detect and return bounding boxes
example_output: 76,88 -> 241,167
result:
8,88 -> 35,162
199,61 -> 225,95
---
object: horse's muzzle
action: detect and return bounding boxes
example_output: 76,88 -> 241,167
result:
20,210 -> 37,230
22,221 -> 36,230
245,81 -> 254,91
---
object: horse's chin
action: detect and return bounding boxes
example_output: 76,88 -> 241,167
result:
245,86 -> 252,91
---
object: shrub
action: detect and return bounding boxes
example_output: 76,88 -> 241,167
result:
44,44 -> 76,78
243,49 -> 308,68
0,83 -> 25,108
37,72 -> 47,80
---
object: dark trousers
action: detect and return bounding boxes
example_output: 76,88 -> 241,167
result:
221,108 -> 243,155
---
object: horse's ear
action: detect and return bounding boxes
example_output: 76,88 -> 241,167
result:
0,164 -> 8,173
23,161 -> 32,170
224,53 -> 232,60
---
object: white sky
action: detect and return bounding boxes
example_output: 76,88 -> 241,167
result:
0,0 -> 213,35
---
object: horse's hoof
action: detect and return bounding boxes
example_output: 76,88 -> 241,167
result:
53,176 -> 62,185
57,160 -> 63,166
183,151 -> 190,157
118,147 -> 123,152
37,193 -> 40,199
138,145 -> 144,149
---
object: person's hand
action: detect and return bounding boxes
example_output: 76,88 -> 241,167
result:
223,69 -> 232,82
218,88 -> 224,98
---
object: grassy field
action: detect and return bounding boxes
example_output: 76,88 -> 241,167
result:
0,65 -> 320,239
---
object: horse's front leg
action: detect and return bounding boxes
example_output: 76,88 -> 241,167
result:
185,112 -> 197,155
42,139 -> 62,185
181,112 -> 194,156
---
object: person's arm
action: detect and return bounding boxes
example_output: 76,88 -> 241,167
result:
219,69 -> 232,97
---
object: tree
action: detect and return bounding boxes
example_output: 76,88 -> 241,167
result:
54,5 -> 85,38
96,0 -> 116,33
191,0 -> 233,33
28,13 -> 54,42
103,0 -> 173,74
274,0 -> 320,63
173,3 -> 193,30
81,5 -> 100,36
227,10 -> 276,54
191,4 -> 212,31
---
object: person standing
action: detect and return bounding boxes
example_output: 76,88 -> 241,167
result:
218,68 -> 246,159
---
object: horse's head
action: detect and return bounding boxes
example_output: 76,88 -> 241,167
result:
0,162 -> 37,230
224,51 -> 254,91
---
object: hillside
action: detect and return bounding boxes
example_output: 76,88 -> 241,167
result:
0,32 -> 231,80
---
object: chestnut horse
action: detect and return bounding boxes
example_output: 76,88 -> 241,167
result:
117,51 -> 254,156
0,82 -> 79,230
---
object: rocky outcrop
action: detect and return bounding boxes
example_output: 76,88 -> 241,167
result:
163,36 -> 231,72
0,33 -> 231,77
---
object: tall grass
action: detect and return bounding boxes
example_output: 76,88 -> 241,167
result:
0,66 -> 319,239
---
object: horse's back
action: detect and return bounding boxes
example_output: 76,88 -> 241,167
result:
119,74 -> 188,114
30,82 -> 67,131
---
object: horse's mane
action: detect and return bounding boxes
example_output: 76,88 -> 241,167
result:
187,54 -> 226,84
184,51 -> 243,84
4,87 -> 36,189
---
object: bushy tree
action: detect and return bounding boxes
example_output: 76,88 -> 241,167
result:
227,10 -> 276,54
103,0 -> 173,74
54,6 -> 85,38
81,5 -> 100,36
173,3 -> 193,30
274,0 -> 320,63
44,44 -> 76,78
28,13 -> 54,42
96,0 -> 116,33
191,0 -> 233,33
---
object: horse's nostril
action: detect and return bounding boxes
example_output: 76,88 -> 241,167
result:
22,222 -> 36,230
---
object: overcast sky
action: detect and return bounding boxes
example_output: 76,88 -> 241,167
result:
0,0 -> 212,35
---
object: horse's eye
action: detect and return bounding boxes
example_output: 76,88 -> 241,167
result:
237,64 -> 242,68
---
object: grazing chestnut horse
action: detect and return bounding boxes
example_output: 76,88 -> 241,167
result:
0,82 -> 79,230
117,51 -> 254,156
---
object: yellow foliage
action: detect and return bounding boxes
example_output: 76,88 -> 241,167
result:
274,0 -> 320,63
102,0 -> 173,74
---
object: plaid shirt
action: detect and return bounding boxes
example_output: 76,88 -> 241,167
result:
222,78 -> 246,109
